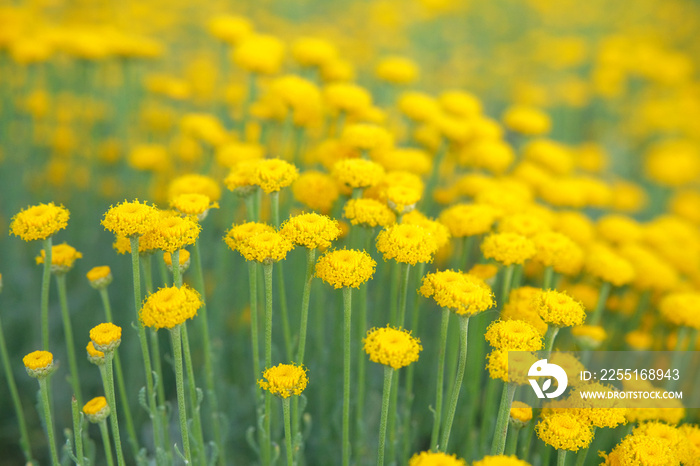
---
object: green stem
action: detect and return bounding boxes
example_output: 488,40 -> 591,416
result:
500,265 -> 515,308
72,396 -> 84,465
430,308 -> 451,450
490,383 -> 517,455
377,366 -> 394,466
544,326 -> 560,354
169,325 -> 192,464
397,263 -> 411,327
99,420 -> 115,466
355,230 -> 372,453
439,315 -> 469,452
574,426 -> 597,466
99,288 -> 114,322
589,281 -> 612,326
181,323 -> 206,464
519,419 -> 535,460
277,262 -> 292,361
387,369 -> 399,463
543,265 -> 554,290
271,191 -> 281,227
172,249 -> 181,287
41,236 -> 52,350
296,248 -> 316,365
342,287 -> 352,466
39,377 -> 60,466
462,235 -> 475,271
283,397 -> 293,466
56,274 -> 83,407
558,449 -> 567,466
505,425 -> 520,455
103,352 -> 126,466
0,314 -> 34,464
263,262 -> 274,466
248,262 -> 261,385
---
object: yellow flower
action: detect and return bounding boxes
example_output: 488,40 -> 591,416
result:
86,266 -> 112,289
236,231 -> 294,263
281,213 -> 341,249
482,232 -> 536,266
128,144 -> 168,172
102,200 -> 157,238
502,105 -> 551,136
363,326 -> 422,370
343,198 -> 396,228
659,292 -> 700,330
168,174 -> 221,202
669,189 -> 700,225
252,158 -> 299,194
170,193 -> 219,219
86,341 -> 105,365
532,231 -> 583,275
473,455 -> 532,466
522,139 -> 574,175
440,90 -> 482,118
151,213 -> 201,253
10,202 -> 69,241
619,244 -> 679,292
320,58 -> 355,83
341,123 -> 393,153
373,148 -> 432,176
223,222 -> 275,252
408,451 -> 466,466
644,139 -> 700,187
553,210 -> 595,247
258,363 -> 308,398
164,249 -> 191,272
35,243 -> 82,273
140,285 -> 202,330
376,224 -> 438,265
216,141 -> 264,169
83,396 -> 110,423
207,15 -> 253,45
602,434 -> 678,466
420,270 -> 494,315
679,424 -> 700,461
291,37 -> 337,67
485,320 -> 543,351
401,210 -> 451,249
439,203 -> 499,238
332,158 -> 385,189
315,249 -> 376,289
570,325 -> 607,348
386,185 -> 421,214
375,56 -> 419,85
625,330 -> 653,351
23,350 -> 55,378
460,140 -> 515,175
224,160 -> 259,196
534,290 -> 586,328
510,402 -> 533,424
398,91 -> 441,123
596,214 -> 643,245
292,171 -> 340,214
501,287 -> 548,335
536,412 -> 593,452
90,323 -> 122,352
323,83 -> 372,116
486,349 -> 537,384
233,34 -> 285,75
584,243 -> 635,287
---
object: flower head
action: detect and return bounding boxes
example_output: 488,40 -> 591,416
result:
233,34 -> 285,75
168,174 -> 221,202
486,349 -> 538,384
236,231 -> 294,263
485,320 -> 543,351
281,213 -> 341,249
375,56 -> 419,85
35,243 -> 82,273
439,203 -> 499,238
23,350 -> 55,378
90,323 -> 122,352
482,232 -> 536,266
584,243 -> 635,287
170,193 -> 219,220
472,455 -> 533,466
87,266 -> 112,289
386,185 -> 421,214
224,222 -> 275,252
363,325 -> 422,370
83,396 -> 110,423
659,292 -> 700,330
536,412 -> 593,451
343,198 -> 396,228
401,211 -> 451,249
376,224 -> 438,265
102,200 -> 157,238
258,363 -> 308,398
164,249 -> 191,273
420,270 -> 494,315
503,105 -> 551,136
252,159 -> 299,193
86,341 -> 105,365
332,159 -> 385,189
408,451 -> 466,466
535,290 -> 586,328
11,203 -> 69,241
510,402 -> 533,425
151,212 -> 201,253
140,285 -> 202,329
292,171 -> 340,214
532,231 -> 584,275
602,434 -> 678,466
315,249 -> 376,289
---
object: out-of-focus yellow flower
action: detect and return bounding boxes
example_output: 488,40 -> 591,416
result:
332,158 -> 385,190
233,34 -> 285,75
324,83 -> 372,117
398,91 -> 441,123
293,171 -> 340,214
35,243 -> 82,273
291,37 -> 337,67
482,232 -> 536,266
375,56 -> 419,85
644,139 -> 700,187
585,243 -> 635,287
460,139 -> 515,175
168,174 -> 221,202
659,292 -> 700,330
502,105 -> 551,136
216,142 -> 264,169
532,231 -> 584,276
523,139 -> 575,176
439,203 -> 498,238
408,451 -> 466,466
208,15 -> 253,45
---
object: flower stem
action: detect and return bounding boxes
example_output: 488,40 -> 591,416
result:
342,287 -> 352,466
56,274 -> 83,406
377,366 -> 394,466
397,262 -> 411,327
296,247 -> 316,366
505,425 -> 520,455
172,249 -> 181,287
248,262 -> 261,386
558,449 -> 567,466
500,264 -> 515,308
544,326 -> 560,354
439,315 -> 469,452
283,397 -> 293,466
103,352 -> 126,466
39,377 -> 60,466
543,265 -> 554,290
181,323 -> 207,464
41,236 -> 52,350
71,396 -> 84,465
263,262 -> 274,466
169,325 -> 192,464
99,420 -> 115,466
589,281 -> 611,326
430,308 -> 450,451
490,382 -> 517,455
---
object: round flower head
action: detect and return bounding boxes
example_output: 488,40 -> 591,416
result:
170,193 -> 219,220
401,210 -> 451,250
563,383 -> 627,429
473,455 -> 532,466
532,231 -> 584,275
315,249 -> 376,289
376,224 -> 438,265
375,56 -> 419,85
659,292 -> 700,330
570,325 -> 607,348
140,285 -> 202,329
584,243 -> 635,287
510,401 -> 533,426
481,232 -> 536,266
363,326 -> 422,370
10,202 -> 69,241
164,249 -> 191,273
223,222 -> 275,252
233,34 -> 285,75
207,14 -> 253,45
252,158 -> 299,194
536,412 -> 592,452
439,203 -> 499,238
292,170 -> 339,214
87,266 -> 112,290
619,244 -> 679,292
23,350 -> 55,378
596,214 -> 643,245
408,451 -> 466,466
224,160 -> 258,196
168,174 -> 221,202
386,185 -> 421,214
102,200 -> 157,238
501,286 -> 548,335
603,434 -> 678,466
679,424 -> 700,460
535,290 -> 585,328
90,323 -> 122,352
497,213 -> 551,238
420,270 -> 494,315
324,82 -> 372,116
281,213 -> 341,249
503,104 -> 551,136
485,320 -> 543,351
343,198 -> 396,228
236,231 -> 294,263
83,396 -> 110,423
486,349 -> 538,384
291,36 -> 337,67
36,243 -> 82,274
86,341 -> 105,365
332,158 -> 385,189
258,363 -> 308,398
340,123 -> 393,153
151,212 -> 200,253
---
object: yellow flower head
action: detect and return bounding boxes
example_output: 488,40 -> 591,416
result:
343,198 -> 396,228
570,325 -> 607,348
332,158 -> 385,190
510,402 -> 533,425
501,286 -> 548,335
168,174 -> 221,202
386,185 -> 422,214
584,243 -> 635,287
485,320 -> 543,351
170,193 -> 219,219
408,451 -> 466,466
375,56 -> 419,85
659,292 -> 700,330
11,202 -> 69,241
83,396 -> 110,423
151,213 -> 200,253
207,14 -> 253,45
376,224 -> 438,265
679,424 -> 700,461
523,139 -> 575,176
532,231 -> 584,275
224,160 -> 259,196
292,171 -> 340,214
36,243 -> 82,273
619,244 -> 679,292
561,383 -> 628,429
439,203 -> 499,238
236,231 -> 294,263
90,322 -> 122,352
534,290 -> 586,328
603,434 -> 678,466
23,350 -> 55,378
252,158 -> 299,194
502,105 -> 551,136
473,456 -> 532,466
163,249 -> 191,273
316,249 -> 376,289
486,349 -> 538,384
398,91 -> 441,123
401,210 -> 451,250
223,222 -> 275,252
140,285 -> 202,329
497,213 -> 550,238
86,341 -> 105,365
128,144 -> 168,172
553,211 -> 595,247
216,141 -> 264,169
596,214 -> 643,245
440,90 -> 482,118
291,37 -> 337,67
536,412 -> 592,452
482,232 -> 536,266
258,363 -> 308,398
363,326 -> 422,370
644,139 -> 700,188
281,213 -> 341,250
323,83 -> 372,116
86,266 -> 112,289
233,34 -> 285,75
420,270 -> 494,315
460,139 -> 515,175
102,200 -> 157,238
374,148 -> 432,176
341,123 -> 393,153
